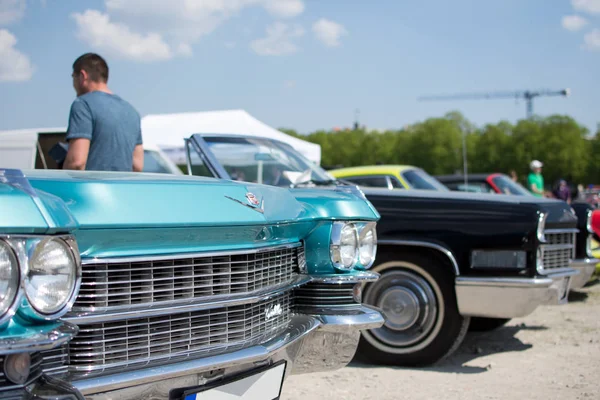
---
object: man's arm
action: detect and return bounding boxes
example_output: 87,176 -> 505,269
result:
132,144 -> 144,172
64,98 -> 93,170
63,138 -> 90,170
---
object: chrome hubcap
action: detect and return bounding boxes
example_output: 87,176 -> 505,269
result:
365,269 -> 439,348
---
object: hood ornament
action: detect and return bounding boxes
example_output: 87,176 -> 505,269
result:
225,192 -> 265,214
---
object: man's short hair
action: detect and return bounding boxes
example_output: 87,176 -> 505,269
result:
73,53 -> 109,83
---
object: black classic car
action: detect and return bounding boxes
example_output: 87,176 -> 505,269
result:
181,137 -> 580,368
436,172 -> 598,290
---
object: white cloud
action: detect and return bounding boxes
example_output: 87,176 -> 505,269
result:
283,80 -> 296,89
250,22 -> 304,56
225,41 -> 237,48
572,0 -> 600,14
583,28 -> 600,51
103,0 -> 304,44
69,0 -> 306,62
262,0 -> 304,18
0,0 -> 25,25
176,43 -> 193,56
72,10 -> 173,62
562,15 -> 588,31
0,29 -> 34,81
312,18 -> 348,47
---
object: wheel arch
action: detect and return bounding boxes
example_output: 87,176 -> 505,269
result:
376,240 -> 460,276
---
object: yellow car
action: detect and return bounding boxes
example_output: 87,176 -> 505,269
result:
329,165 -> 450,191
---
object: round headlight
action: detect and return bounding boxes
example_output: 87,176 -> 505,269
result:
358,224 -> 377,269
0,240 -> 20,324
25,238 -> 77,316
330,223 -> 358,270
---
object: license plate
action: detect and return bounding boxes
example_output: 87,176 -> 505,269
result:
183,361 -> 286,400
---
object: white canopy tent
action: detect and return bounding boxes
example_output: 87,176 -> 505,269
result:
141,109 -> 321,165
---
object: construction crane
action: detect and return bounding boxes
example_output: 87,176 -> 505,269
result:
418,88 -> 570,119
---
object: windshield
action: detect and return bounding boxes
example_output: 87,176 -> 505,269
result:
402,169 -> 449,191
143,150 -> 178,174
195,136 -> 334,187
491,174 -> 532,196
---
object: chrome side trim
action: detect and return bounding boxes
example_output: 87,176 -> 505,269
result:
66,275 -> 312,324
377,239 -> 460,275
456,276 -> 554,287
81,242 -> 303,265
0,322 -> 78,355
310,271 -> 380,284
71,315 -> 322,396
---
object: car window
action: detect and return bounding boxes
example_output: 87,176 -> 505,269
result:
186,147 -> 213,178
197,136 -> 333,186
491,175 -> 532,196
444,181 -> 495,193
344,176 -> 390,188
401,169 -> 449,191
389,176 -> 404,189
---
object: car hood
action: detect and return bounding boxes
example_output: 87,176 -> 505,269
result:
362,188 -> 577,225
4,170 -> 377,232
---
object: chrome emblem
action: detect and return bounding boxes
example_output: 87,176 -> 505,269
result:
246,192 -> 260,206
265,303 -> 283,321
225,192 -> 265,214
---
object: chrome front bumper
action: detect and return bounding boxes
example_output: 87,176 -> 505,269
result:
62,307 -> 383,400
570,258 -> 599,290
455,268 -> 579,319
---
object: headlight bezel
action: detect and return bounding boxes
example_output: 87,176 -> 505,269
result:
22,236 -> 82,320
330,221 -> 378,271
357,222 -> 378,269
0,239 -> 23,327
1,234 -> 82,322
536,212 -> 547,243
330,222 -> 359,271
585,210 -> 593,234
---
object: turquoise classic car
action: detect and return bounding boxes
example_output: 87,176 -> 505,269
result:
0,167 -> 382,399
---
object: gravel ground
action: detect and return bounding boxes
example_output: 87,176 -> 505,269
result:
282,280 -> 600,400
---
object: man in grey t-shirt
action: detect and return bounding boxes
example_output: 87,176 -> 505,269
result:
64,53 -> 144,172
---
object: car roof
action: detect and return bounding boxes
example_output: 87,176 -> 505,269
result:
328,165 -> 415,177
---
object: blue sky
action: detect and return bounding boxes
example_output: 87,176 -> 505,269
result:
0,0 -> 598,134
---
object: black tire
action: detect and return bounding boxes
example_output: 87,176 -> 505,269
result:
357,251 -> 470,367
469,317 -> 510,332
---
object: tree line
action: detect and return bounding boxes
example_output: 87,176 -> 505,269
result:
281,112 -> 600,188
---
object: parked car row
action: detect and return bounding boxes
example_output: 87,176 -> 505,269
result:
1,131 -> 598,398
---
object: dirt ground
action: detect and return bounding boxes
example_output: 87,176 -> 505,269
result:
282,280 -> 600,400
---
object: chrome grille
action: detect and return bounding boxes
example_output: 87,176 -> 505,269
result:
294,282 -> 358,311
541,231 -> 576,270
74,244 -> 303,311
67,293 -> 291,375
41,347 -> 69,378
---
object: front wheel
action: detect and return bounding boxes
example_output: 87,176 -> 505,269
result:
357,253 -> 469,367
